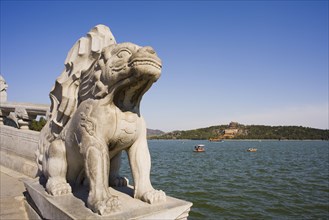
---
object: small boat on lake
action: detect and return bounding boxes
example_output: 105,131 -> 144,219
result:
209,138 -> 223,142
247,148 -> 257,152
194,144 -> 205,152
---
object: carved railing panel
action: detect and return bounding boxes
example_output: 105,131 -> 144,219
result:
0,102 -> 49,129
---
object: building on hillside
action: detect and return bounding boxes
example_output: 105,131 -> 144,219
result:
208,121 -> 240,140
222,122 -> 240,138
223,128 -> 239,139
228,121 -> 239,129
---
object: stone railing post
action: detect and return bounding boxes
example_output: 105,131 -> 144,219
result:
15,107 -> 32,130
0,109 -> 4,125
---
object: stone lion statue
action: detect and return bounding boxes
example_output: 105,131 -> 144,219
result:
36,24 -> 166,215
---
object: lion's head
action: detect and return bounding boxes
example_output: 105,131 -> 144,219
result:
97,43 -> 162,112
45,25 -> 162,138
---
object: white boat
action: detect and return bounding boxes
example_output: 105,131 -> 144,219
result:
194,144 -> 205,152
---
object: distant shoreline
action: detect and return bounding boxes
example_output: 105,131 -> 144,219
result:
148,123 -> 329,141
148,139 -> 329,141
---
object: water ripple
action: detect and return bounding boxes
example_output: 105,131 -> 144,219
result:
120,140 -> 329,219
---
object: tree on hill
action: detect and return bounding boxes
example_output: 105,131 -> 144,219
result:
29,117 -> 47,131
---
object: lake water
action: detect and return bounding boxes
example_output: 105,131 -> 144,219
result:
120,140 -> 329,219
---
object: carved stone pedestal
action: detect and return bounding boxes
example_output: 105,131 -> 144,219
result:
24,178 -> 192,220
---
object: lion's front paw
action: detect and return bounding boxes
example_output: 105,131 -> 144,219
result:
46,178 -> 72,196
141,190 -> 166,204
110,176 -> 128,187
89,196 -> 121,215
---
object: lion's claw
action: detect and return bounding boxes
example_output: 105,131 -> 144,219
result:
89,196 -> 121,215
46,179 -> 72,196
141,190 -> 166,204
110,176 -> 128,187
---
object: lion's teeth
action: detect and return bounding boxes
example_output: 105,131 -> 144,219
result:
130,60 -> 161,70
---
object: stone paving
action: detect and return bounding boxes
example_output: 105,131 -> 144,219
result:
0,165 -> 29,220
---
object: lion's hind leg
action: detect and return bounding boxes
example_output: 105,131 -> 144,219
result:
45,139 -> 72,196
109,151 -> 128,187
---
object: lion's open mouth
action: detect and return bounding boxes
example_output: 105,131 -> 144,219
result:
129,58 -> 162,70
112,56 -> 161,113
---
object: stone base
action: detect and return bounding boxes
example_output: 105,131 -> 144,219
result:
24,178 -> 192,220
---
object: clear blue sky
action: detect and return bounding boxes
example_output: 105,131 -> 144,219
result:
1,1 -> 328,131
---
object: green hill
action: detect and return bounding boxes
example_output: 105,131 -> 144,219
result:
147,129 -> 165,137
28,118 -> 329,140
150,123 -> 329,140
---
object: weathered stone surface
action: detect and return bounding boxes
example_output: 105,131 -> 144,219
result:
0,126 -> 39,178
24,178 -> 192,220
0,150 -> 38,178
36,24 -> 168,215
0,166 -> 29,220
0,125 -> 39,161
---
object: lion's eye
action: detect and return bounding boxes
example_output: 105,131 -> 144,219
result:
117,49 -> 131,58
